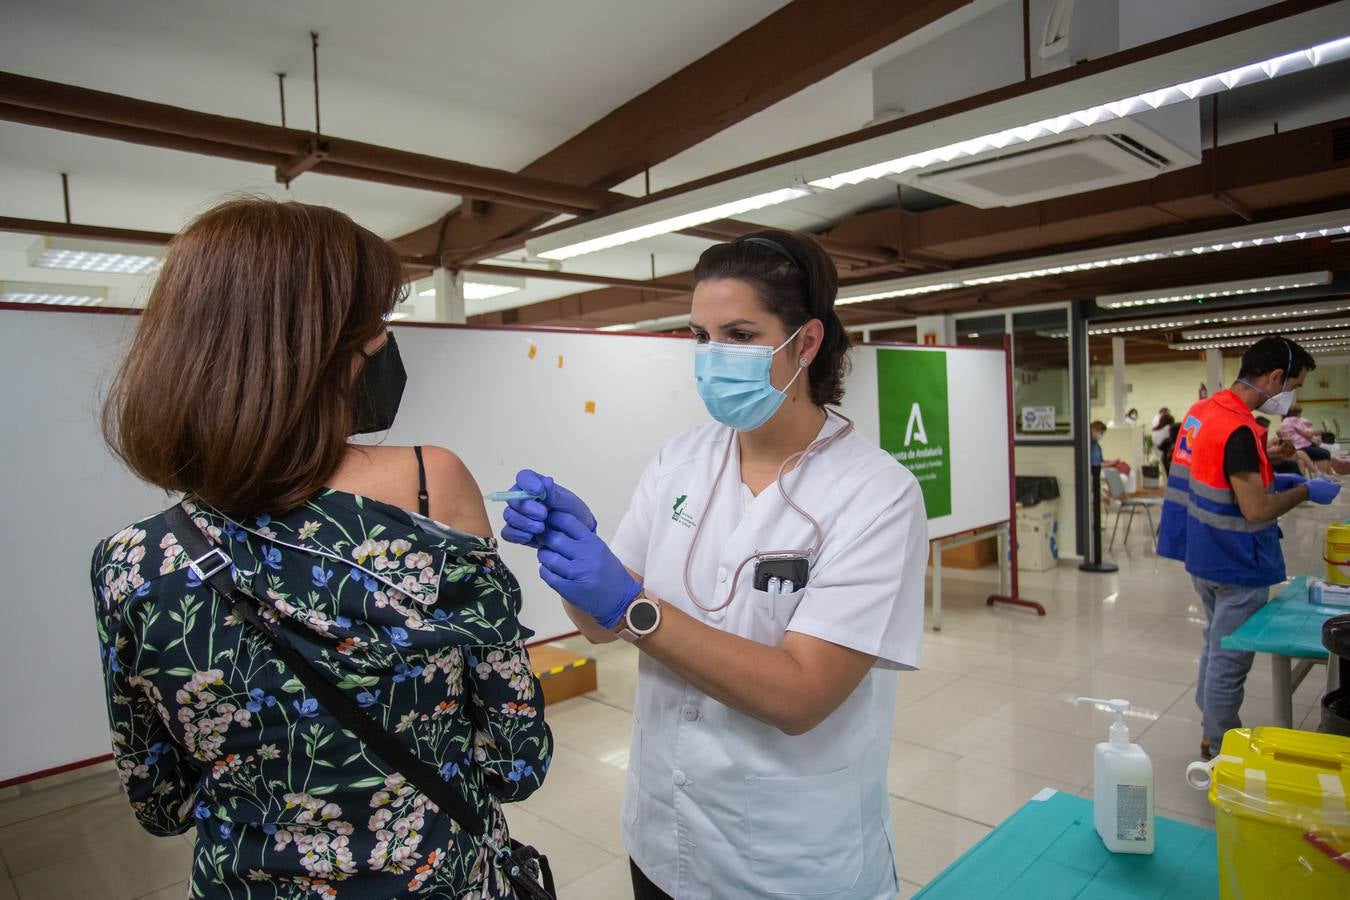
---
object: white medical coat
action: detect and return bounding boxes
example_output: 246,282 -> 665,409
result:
611,413 -> 928,899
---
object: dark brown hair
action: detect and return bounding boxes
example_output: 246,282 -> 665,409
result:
103,198 -> 406,516
692,229 -> 851,406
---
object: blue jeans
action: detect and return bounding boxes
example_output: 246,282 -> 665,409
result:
1192,576 -> 1269,747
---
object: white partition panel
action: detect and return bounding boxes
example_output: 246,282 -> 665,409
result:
0,311 -> 165,782
0,311 -> 1008,781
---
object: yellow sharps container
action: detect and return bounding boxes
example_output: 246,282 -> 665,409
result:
1328,522 -> 1350,585
1207,727 -> 1350,898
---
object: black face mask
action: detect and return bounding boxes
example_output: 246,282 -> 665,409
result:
351,332 -> 407,435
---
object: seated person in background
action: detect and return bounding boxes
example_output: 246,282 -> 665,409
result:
1125,407 -> 1140,425
1278,403 -> 1332,473
93,198 -> 550,898
1258,415 -> 1313,477
1156,414 -> 1179,474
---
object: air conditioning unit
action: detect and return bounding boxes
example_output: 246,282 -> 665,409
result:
892,106 -> 1202,208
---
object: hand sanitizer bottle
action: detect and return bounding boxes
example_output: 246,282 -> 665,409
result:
1075,697 -> 1154,854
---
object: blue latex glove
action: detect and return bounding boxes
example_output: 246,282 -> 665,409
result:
499,469 -> 597,546
1307,478 -> 1342,505
1273,473 -> 1307,492
536,511 -> 641,629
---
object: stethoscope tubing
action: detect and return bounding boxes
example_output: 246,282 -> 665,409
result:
682,410 -> 855,613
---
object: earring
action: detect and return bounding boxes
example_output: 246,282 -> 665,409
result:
799,356 -> 809,367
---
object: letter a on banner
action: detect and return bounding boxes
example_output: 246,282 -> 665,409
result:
904,403 -> 928,445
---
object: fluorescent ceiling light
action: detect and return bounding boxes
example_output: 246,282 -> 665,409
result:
1080,300 -> 1350,337
1171,335 -> 1350,351
1183,317 -> 1350,341
518,14 -> 1350,263
1086,299 -> 1350,336
598,313 -> 693,333
28,236 -> 162,275
844,317 -> 918,334
463,281 -> 522,301
810,36 -> 1350,190
837,210 -> 1350,304
1097,271 -> 1332,309
837,282 -> 960,306
527,186 -> 810,261
415,272 -> 526,301
0,280 -> 107,306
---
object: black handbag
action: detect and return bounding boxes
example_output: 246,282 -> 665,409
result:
164,503 -> 556,899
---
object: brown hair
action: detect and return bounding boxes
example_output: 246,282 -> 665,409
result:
103,197 -> 406,516
692,229 -> 851,406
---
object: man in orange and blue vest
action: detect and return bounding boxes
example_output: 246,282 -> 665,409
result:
1157,336 -> 1341,759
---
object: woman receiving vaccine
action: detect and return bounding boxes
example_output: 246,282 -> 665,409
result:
506,230 -> 927,899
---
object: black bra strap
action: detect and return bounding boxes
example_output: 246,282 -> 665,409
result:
413,446 -> 429,516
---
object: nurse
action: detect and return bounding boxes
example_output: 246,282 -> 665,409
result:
503,230 -> 928,899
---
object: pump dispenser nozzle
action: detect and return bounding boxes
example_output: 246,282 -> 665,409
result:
1075,696 -> 1132,745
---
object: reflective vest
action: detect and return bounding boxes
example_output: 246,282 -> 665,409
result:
1156,389 -> 1284,586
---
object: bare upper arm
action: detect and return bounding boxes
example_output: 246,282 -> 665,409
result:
1229,470 -> 1268,521
419,445 -> 493,538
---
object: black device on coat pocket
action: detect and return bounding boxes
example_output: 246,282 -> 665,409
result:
753,555 -> 810,592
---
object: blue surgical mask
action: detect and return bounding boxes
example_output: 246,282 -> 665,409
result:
695,326 -> 805,431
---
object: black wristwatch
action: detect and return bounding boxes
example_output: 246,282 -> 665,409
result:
616,592 -> 662,643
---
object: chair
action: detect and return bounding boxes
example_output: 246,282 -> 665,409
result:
1102,466 -> 1163,549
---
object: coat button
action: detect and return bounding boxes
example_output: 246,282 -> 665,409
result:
681,705 -> 699,721
673,770 -> 687,786
717,566 -> 728,583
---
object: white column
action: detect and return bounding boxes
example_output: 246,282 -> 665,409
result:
432,267 -> 466,324
915,315 -> 952,346
1112,337 -> 1128,425
1205,349 -> 1225,394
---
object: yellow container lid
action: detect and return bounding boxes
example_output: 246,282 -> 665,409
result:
1209,728 -> 1350,831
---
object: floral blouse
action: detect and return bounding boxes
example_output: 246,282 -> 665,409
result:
90,490 -> 552,899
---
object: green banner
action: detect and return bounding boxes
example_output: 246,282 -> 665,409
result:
877,348 -> 950,519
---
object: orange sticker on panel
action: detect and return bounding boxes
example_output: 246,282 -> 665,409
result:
584,401 -> 596,414
527,344 -> 538,359
557,355 -> 564,368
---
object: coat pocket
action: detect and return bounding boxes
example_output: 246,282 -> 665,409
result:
744,765 -> 864,895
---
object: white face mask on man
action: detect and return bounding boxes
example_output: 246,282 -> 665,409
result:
1237,339 -> 1297,417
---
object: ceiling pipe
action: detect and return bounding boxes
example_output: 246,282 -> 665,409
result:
0,71 -> 900,262
0,101 -> 595,216
0,216 -> 174,245
0,73 -> 896,263
0,71 -> 611,213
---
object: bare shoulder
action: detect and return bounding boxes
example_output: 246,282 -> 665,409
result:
419,445 -> 493,538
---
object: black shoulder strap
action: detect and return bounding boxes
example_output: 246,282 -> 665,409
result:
413,446 -> 430,516
163,503 -> 486,838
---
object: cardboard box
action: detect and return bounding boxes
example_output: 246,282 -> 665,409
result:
1016,504 -> 1059,572
528,644 -> 598,706
932,535 -> 998,569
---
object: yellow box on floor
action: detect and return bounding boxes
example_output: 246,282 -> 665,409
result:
1207,727 -> 1350,899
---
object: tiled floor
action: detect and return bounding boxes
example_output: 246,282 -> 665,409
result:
1,508 -> 1337,899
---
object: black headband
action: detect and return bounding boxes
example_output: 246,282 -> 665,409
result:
739,236 -> 803,271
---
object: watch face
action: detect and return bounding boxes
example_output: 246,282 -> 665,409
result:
628,599 -> 659,632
